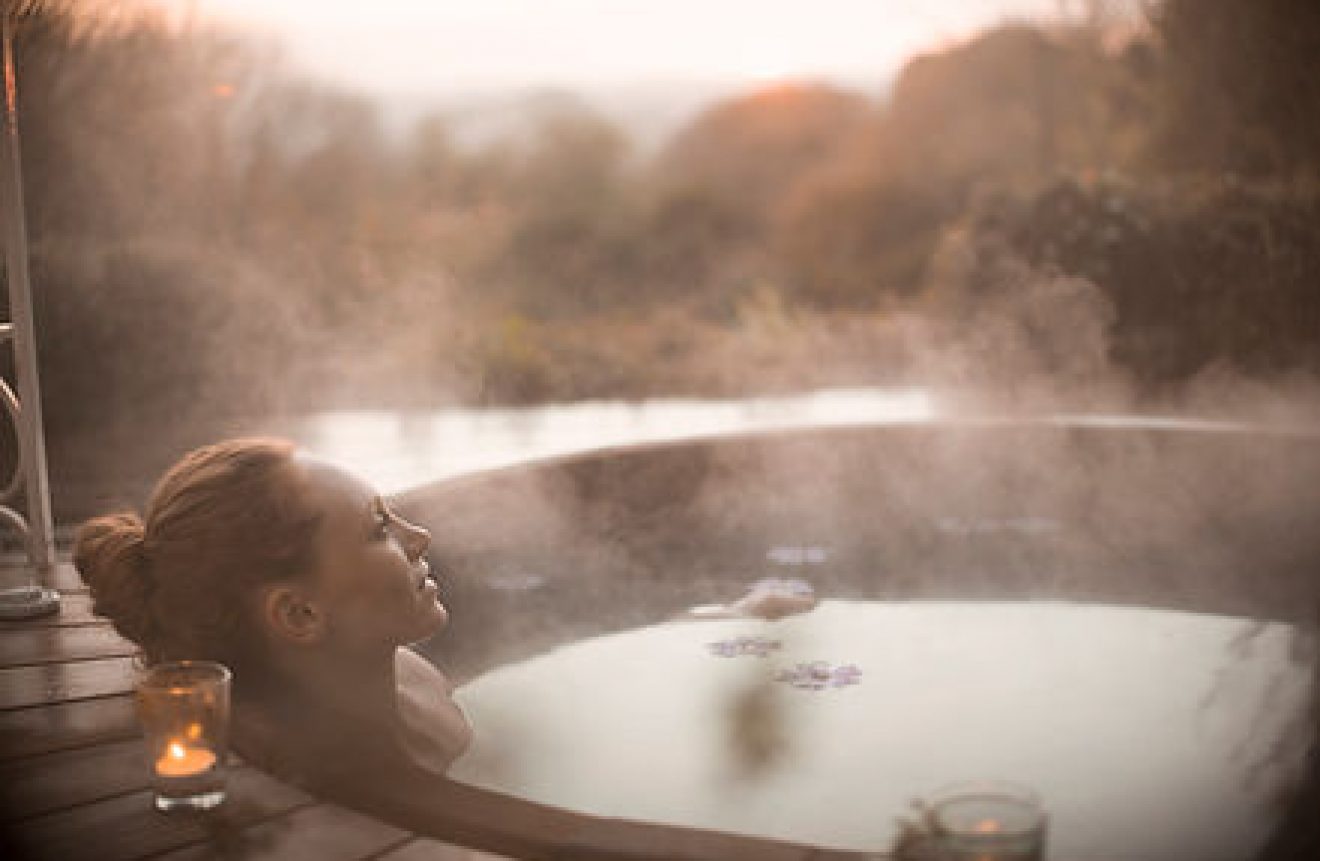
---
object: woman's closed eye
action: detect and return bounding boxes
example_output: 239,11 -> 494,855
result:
369,497 -> 394,541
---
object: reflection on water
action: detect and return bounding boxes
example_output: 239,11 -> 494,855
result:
450,601 -> 1314,860
284,387 -> 936,493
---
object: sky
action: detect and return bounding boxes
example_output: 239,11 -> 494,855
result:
181,0 -> 1081,96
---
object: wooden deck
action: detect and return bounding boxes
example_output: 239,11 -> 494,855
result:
0,560 -> 501,861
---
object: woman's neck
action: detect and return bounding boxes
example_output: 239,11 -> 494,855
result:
234,645 -> 411,789
236,645 -> 470,786
256,643 -> 404,738
311,645 -> 399,718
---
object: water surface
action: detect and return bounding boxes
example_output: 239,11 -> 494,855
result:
450,601 -> 1313,860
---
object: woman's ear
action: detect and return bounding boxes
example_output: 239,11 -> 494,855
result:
260,583 -> 326,646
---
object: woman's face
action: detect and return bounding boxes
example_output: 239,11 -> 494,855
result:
293,456 -> 448,651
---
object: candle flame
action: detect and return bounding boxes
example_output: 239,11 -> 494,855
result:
156,739 -> 216,777
185,722 -> 203,741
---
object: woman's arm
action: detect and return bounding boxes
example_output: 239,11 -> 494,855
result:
325,753 -> 868,861
242,658 -> 869,858
267,654 -> 846,859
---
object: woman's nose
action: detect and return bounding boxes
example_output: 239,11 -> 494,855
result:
400,518 -> 431,559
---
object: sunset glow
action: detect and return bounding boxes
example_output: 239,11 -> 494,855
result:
169,0 -> 1082,95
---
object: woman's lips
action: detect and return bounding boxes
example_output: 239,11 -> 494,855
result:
414,558 -> 433,591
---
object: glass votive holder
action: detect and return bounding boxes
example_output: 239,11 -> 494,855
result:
135,660 -> 231,813
928,781 -> 1047,861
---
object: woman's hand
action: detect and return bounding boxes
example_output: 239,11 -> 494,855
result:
677,578 -> 819,622
728,577 -> 818,620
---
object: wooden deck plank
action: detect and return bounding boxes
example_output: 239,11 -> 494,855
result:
0,593 -> 99,629
0,557 -> 447,861
0,738 -> 150,820
0,656 -> 136,710
0,694 -> 138,761
0,623 -> 136,668
6,766 -> 313,861
156,802 -> 410,861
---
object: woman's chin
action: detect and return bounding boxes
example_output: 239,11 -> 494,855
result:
420,601 -> 450,636
415,578 -> 448,625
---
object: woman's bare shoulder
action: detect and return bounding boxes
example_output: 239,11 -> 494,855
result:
395,647 -> 473,769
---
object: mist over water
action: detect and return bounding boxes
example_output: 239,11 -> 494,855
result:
396,403 -> 1320,859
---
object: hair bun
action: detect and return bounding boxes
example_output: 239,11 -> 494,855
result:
74,513 -> 159,652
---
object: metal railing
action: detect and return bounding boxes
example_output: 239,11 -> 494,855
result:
0,7 -> 58,618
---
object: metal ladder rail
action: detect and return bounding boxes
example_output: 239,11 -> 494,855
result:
0,7 -> 58,618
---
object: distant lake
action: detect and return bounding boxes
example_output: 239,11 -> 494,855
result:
46,385 -> 1307,530
281,387 -> 939,494
274,387 -> 1288,496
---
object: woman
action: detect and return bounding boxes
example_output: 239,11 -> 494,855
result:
75,438 -> 860,860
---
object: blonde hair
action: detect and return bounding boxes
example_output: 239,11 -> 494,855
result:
75,438 -> 321,667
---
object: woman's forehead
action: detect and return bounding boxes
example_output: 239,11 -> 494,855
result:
294,455 -> 378,516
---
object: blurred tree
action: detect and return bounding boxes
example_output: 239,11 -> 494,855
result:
15,0 -> 254,242
878,25 -> 1143,187
655,83 -> 871,238
774,168 -> 951,310
772,23 -> 1147,311
488,102 -> 641,319
1150,0 -> 1320,177
406,115 -> 461,205
6,1 -> 290,435
632,184 -> 749,315
631,84 -> 872,316
934,176 -> 1320,384
515,101 -> 631,216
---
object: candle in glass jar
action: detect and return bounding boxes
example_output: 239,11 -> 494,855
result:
929,782 -> 1046,861
138,661 -> 231,811
156,740 -> 217,778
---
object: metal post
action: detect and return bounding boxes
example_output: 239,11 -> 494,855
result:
0,4 -> 59,619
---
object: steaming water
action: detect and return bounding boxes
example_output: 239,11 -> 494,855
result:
450,601 -> 1312,860
286,387 -> 936,493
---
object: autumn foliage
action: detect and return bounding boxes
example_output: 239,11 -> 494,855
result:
2,0 -> 1318,438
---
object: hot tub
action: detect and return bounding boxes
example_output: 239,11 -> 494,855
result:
399,420 -> 1320,859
